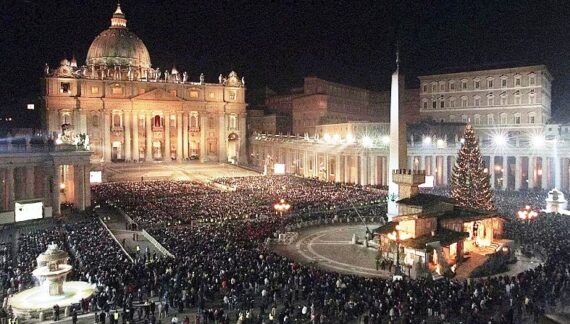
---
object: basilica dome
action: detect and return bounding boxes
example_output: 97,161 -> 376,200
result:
86,4 -> 151,69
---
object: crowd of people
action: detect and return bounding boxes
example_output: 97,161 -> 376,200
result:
1,176 -> 569,323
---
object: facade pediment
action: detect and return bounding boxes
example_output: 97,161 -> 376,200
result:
133,88 -> 183,102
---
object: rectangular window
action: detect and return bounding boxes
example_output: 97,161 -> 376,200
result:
209,92 -> 215,99
91,86 -> 99,94
501,96 -> 507,105
487,97 -> 493,106
474,98 -> 480,106
474,81 -> 480,89
501,79 -> 507,88
529,76 -> 536,85
530,116 -> 535,124
229,91 -> 237,100
423,85 -> 428,93
487,80 -> 493,88
461,98 -> 468,107
190,90 -> 199,98
440,100 -> 444,108
515,78 -> 521,86
422,101 -> 428,109
450,99 -> 455,108
169,90 -> 177,97
60,83 -> 71,93
461,81 -> 467,90
515,116 -> 521,124
432,101 -> 437,109
112,87 -> 122,95
440,83 -> 445,91
450,83 -> 455,91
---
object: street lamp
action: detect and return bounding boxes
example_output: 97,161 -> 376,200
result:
517,205 -> 538,224
387,224 -> 411,279
273,199 -> 291,216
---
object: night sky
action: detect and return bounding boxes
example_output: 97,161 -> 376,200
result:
2,0 -> 570,127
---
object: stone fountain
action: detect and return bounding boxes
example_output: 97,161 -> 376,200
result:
9,243 -> 95,319
545,188 -> 569,214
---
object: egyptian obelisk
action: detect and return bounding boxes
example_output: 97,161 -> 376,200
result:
387,49 -> 407,219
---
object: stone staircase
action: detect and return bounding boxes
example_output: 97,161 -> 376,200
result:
477,242 -> 501,255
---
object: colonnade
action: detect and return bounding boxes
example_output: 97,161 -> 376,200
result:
251,138 -> 570,191
0,150 -> 91,219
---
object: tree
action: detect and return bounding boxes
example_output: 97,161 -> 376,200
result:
450,124 -> 496,211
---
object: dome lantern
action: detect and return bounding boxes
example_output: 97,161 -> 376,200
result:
110,3 -> 127,28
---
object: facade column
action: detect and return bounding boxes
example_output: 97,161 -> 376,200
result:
371,155 -> 377,185
442,156 -> 448,186
52,165 -> 61,216
528,156 -> 535,189
238,113 -> 247,164
145,113 -> 153,161
490,155 -> 496,189
200,115 -> 207,162
183,113 -> 189,159
360,154 -> 368,185
335,154 -> 342,182
164,112 -> 171,161
419,155 -> 425,171
218,114 -> 227,162
503,156 -> 509,190
124,110 -> 132,161
6,168 -> 14,211
515,156 -> 522,190
344,155 -> 349,183
25,166 -> 34,199
73,165 -> 86,211
103,111 -> 112,162
176,112 -> 183,161
132,112 -> 139,161
381,156 -> 387,186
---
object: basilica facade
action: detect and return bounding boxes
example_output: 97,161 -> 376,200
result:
42,4 -> 247,164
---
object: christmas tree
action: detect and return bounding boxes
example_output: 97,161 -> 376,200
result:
450,124 -> 496,211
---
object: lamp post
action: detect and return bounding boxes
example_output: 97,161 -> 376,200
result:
387,224 -> 410,279
517,205 -> 538,224
273,199 -> 291,216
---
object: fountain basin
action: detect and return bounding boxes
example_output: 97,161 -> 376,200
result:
9,281 -> 95,319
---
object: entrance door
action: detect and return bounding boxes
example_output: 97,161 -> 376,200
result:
112,141 -> 122,161
152,141 -> 162,160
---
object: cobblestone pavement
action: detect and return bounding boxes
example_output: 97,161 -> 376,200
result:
102,162 -> 258,182
274,224 -> 392,278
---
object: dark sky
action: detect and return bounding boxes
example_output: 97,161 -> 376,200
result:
2,0 -> 570,125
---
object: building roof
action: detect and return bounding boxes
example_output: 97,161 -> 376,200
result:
438,207 -> 505,222
372,221 -> 397,235
401,228 -> 469,250
397,193 -> 456,207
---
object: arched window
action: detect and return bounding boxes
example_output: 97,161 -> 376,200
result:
113,114 -> 121,127
154,115 -> 162,128
229,114 -> 238,129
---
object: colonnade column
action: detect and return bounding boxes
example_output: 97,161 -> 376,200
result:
431,155 -> 437,185
381,156 -> 387,186
145,113 -> 152,161
503,157 -> 509,190
132,112 -> 139,161
442,156 -> 448,186
124,110 -> 132,161
25,166 -> 34,198
541,157 -> 548,190
83,165 -> 91,208
370,155 -> 377,185
489,155 -> 496,189
6,168 -> 14,211
514,156 -> 521,190
562,158 -> 569,191
52,165 -> 61,216
183,113 -> 189,159
360,155 -> 368,185
528,157 -> 535,189
73,165 -> 86,211
164,113 -> 170,161
103,111 -> 112,162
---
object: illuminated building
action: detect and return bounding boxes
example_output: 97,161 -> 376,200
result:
42,4 -> 247,164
